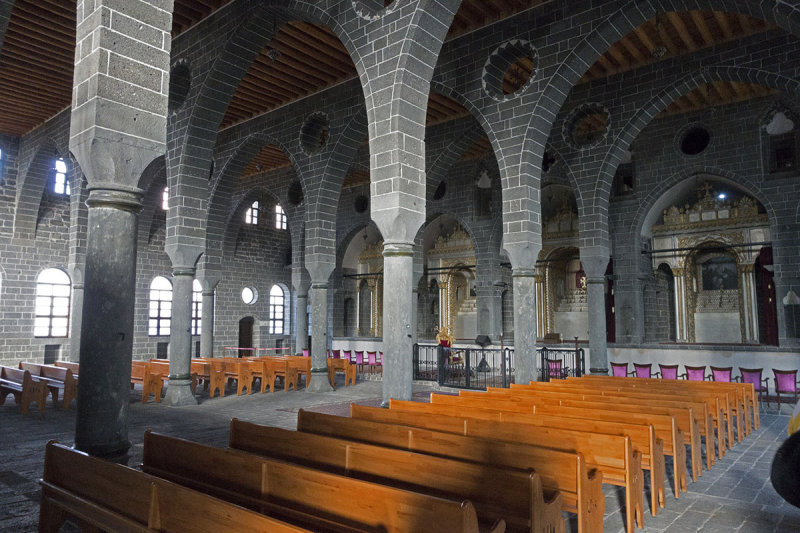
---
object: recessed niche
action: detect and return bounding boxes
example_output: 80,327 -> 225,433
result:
168,61 -> 191,113
354,194 -> 369,213
482,40 -> 538,101
299,112 -> 330,155
433,181 -> 447,201
565,103 -> 610,149
542,151 -> 556,173
287,180 -> 304,206
680,126 -> 711,156
241,286 -> 258,305
352,0 -> 397,21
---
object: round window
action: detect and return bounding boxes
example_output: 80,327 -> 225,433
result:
241,287 -> 258,305
680,126 -> 711,156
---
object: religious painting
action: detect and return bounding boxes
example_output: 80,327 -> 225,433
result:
701,256 -> 738,291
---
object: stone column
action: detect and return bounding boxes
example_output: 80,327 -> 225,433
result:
739,264 -> 759,343
68,281 -> 83,362
200,287 -> 215,358
307,281 -> 333,392
672,268 -> 689,342
586,276 -> 608,374
295,291 -> 309,352
163,266 -> 197,406
512,268 -> 538,384
75,187 -> 142,456
534,270 -> 546,339
382,243 -> 414,405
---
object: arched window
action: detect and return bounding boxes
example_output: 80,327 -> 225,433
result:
268,284 -> 285,334
148,276 -> 172,336
245,201 -> 259,224
191,279 -> 202,335
53,157 -> 70,195
275,204 -> 286,230
161,186 -> 169,210
34,268 -> 71,337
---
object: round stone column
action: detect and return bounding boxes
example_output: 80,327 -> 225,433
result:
586,276 -> 609,375
306,282 -> 333,392
75,186 -> 142,457
200,288 -> 215,357
382,243 -> 414,405
164,267 -> 198,406
512,268 -> 538,384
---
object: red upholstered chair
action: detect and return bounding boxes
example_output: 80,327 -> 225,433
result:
739,367 -> 770,408
633,363 -> 660,378
610,362 -> 630,377
709,366 -> 734,383
682,365 -> 707,381
659,364 -> 679,380
331,350 -> 341,359
546,358 -> 569,380
773,369 -> 800,406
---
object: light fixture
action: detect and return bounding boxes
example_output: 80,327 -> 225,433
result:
652,14 -> 667,59
717,193 -> 726,200
266,48 -> 281,61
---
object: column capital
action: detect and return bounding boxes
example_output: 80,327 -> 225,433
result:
512,268 -> 537,278
86,185 -> 143,213
382,242 -> 414,257
172,267 -> 196,277
311,281 -> 329,290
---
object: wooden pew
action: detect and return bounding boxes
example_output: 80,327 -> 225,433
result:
211,358 -> 255,395
566,376 -> 736,449
478,386 -> 708,480
248,357 -> 299,392
536,379 -> 728,458
39,441 -> 311,533
19,362 -> 77,410
54,360 -> 80,376
142,430 -> 496,533
130,361 -> 164,403
190,359 -> 226,397
149,359 -> 200,395
284,355 -> 312,387
352,403 -> 644,533
295,410 -> 604,533
327,357 -> 356,387
495,384 -> 714,474
426,393 -> 673,512
0,366 -> 47,413
229,420 -> 562,533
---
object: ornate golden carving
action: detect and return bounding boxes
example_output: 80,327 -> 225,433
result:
653,182 -> 767,233
428,226 -> 475,256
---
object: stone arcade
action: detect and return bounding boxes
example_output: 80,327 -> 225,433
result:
0,0 -> 798,460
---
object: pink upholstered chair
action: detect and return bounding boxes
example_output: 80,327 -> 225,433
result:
377,352 -> 383,373
739,367 -> 769,408
610,362 -> 630,377
682,365 -> 707,381
353,350 -> 365,374
773,369 -> 800,406
302,349 -> 309,358
658,364 -> 679,380
633,363 -> 660,378
367,351 -> 379,374
709,366 -> 734,383
546,358 -> 569,380
331,349 -> 341,359
342,350 -> 352,363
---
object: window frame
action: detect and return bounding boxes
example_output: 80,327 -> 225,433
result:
268,284 -> 285,335
52,157 -> 70,196
148,276 -> 173,337
34,268 -> 71,338
275,204 -> 287,230
191,279 -> 202,336
245,200 -> 259,225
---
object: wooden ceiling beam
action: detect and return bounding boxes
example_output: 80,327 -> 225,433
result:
666,12 -> 699,51
713,11 -> 733,39
688,11 -> 715,46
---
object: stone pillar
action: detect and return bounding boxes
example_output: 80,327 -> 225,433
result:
672,268 -> 689,342
200,288 -> 215,358
75,187 -> 142,456
68,282 -> 83,362
534,270 -> 547,339
586,276 -> 608,374
382,243 -> 414,405
307,281 -> 333,392
512,268 -> 538,384
69,0 -> 172,457
295,291 -> 309,353
163,266 -> 197,406
740,264 -> 759,343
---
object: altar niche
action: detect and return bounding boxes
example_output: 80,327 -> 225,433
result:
649,180 -> 775,344
536,247 -> 588,342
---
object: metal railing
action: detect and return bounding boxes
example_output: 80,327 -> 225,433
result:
413,344 -> 514,389
538,346 -> 585,381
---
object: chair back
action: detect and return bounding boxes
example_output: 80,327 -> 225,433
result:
659,364 -> 679,380
633,363 -> 652,378
710,366 -> 733,382
354,351 -> 364,365
739,367 -> 766,390
332,350 -> 341,359
685,365 -> 706,381
377,352 -> 383,364
302,349 -> 309,357
342,350 -> 352,362
610,362 -> 628,377
367,351 -> 377,365
774,369 -> 799,393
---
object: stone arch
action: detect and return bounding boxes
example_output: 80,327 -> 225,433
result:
335,221 -> 382,272
14,137 -> 65,240
137,157 -> 167,247
596,66 -> 800,208
633,167 -> 776,240
523,0 -> 800,248
222,185 -> 287,259
426,116 -> 487,188
418,209 -> 480,254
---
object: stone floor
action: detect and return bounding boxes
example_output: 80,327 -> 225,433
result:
1,377 -> 798,532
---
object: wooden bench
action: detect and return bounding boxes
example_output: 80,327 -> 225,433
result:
142,430 -> 495,533
148,359 -> 200,395
284,355 -> 312,387
19,362 -> 77,410
0,366 -> 47,413
130,361 -> 164,403
353,403 -> 644,533
545,378 -> 728,458
566,376 -> 735,450
327,357 -> 356,388
247,357 -> 299,392
190,359 -> 226,397
229,419 -> 561,533
54,360 -> 79,376
486,386 -> 710,479
295,409 -> 603,533
39,441 -> 310,533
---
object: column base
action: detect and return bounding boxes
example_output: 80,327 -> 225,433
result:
75,440 -> 131,460
306,368 -> 334,392
163,379 -> 198,406
589,367 -> 609,375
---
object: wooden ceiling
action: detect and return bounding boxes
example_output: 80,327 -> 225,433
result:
240,144 -> 292,179
0,1 -> 781,146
